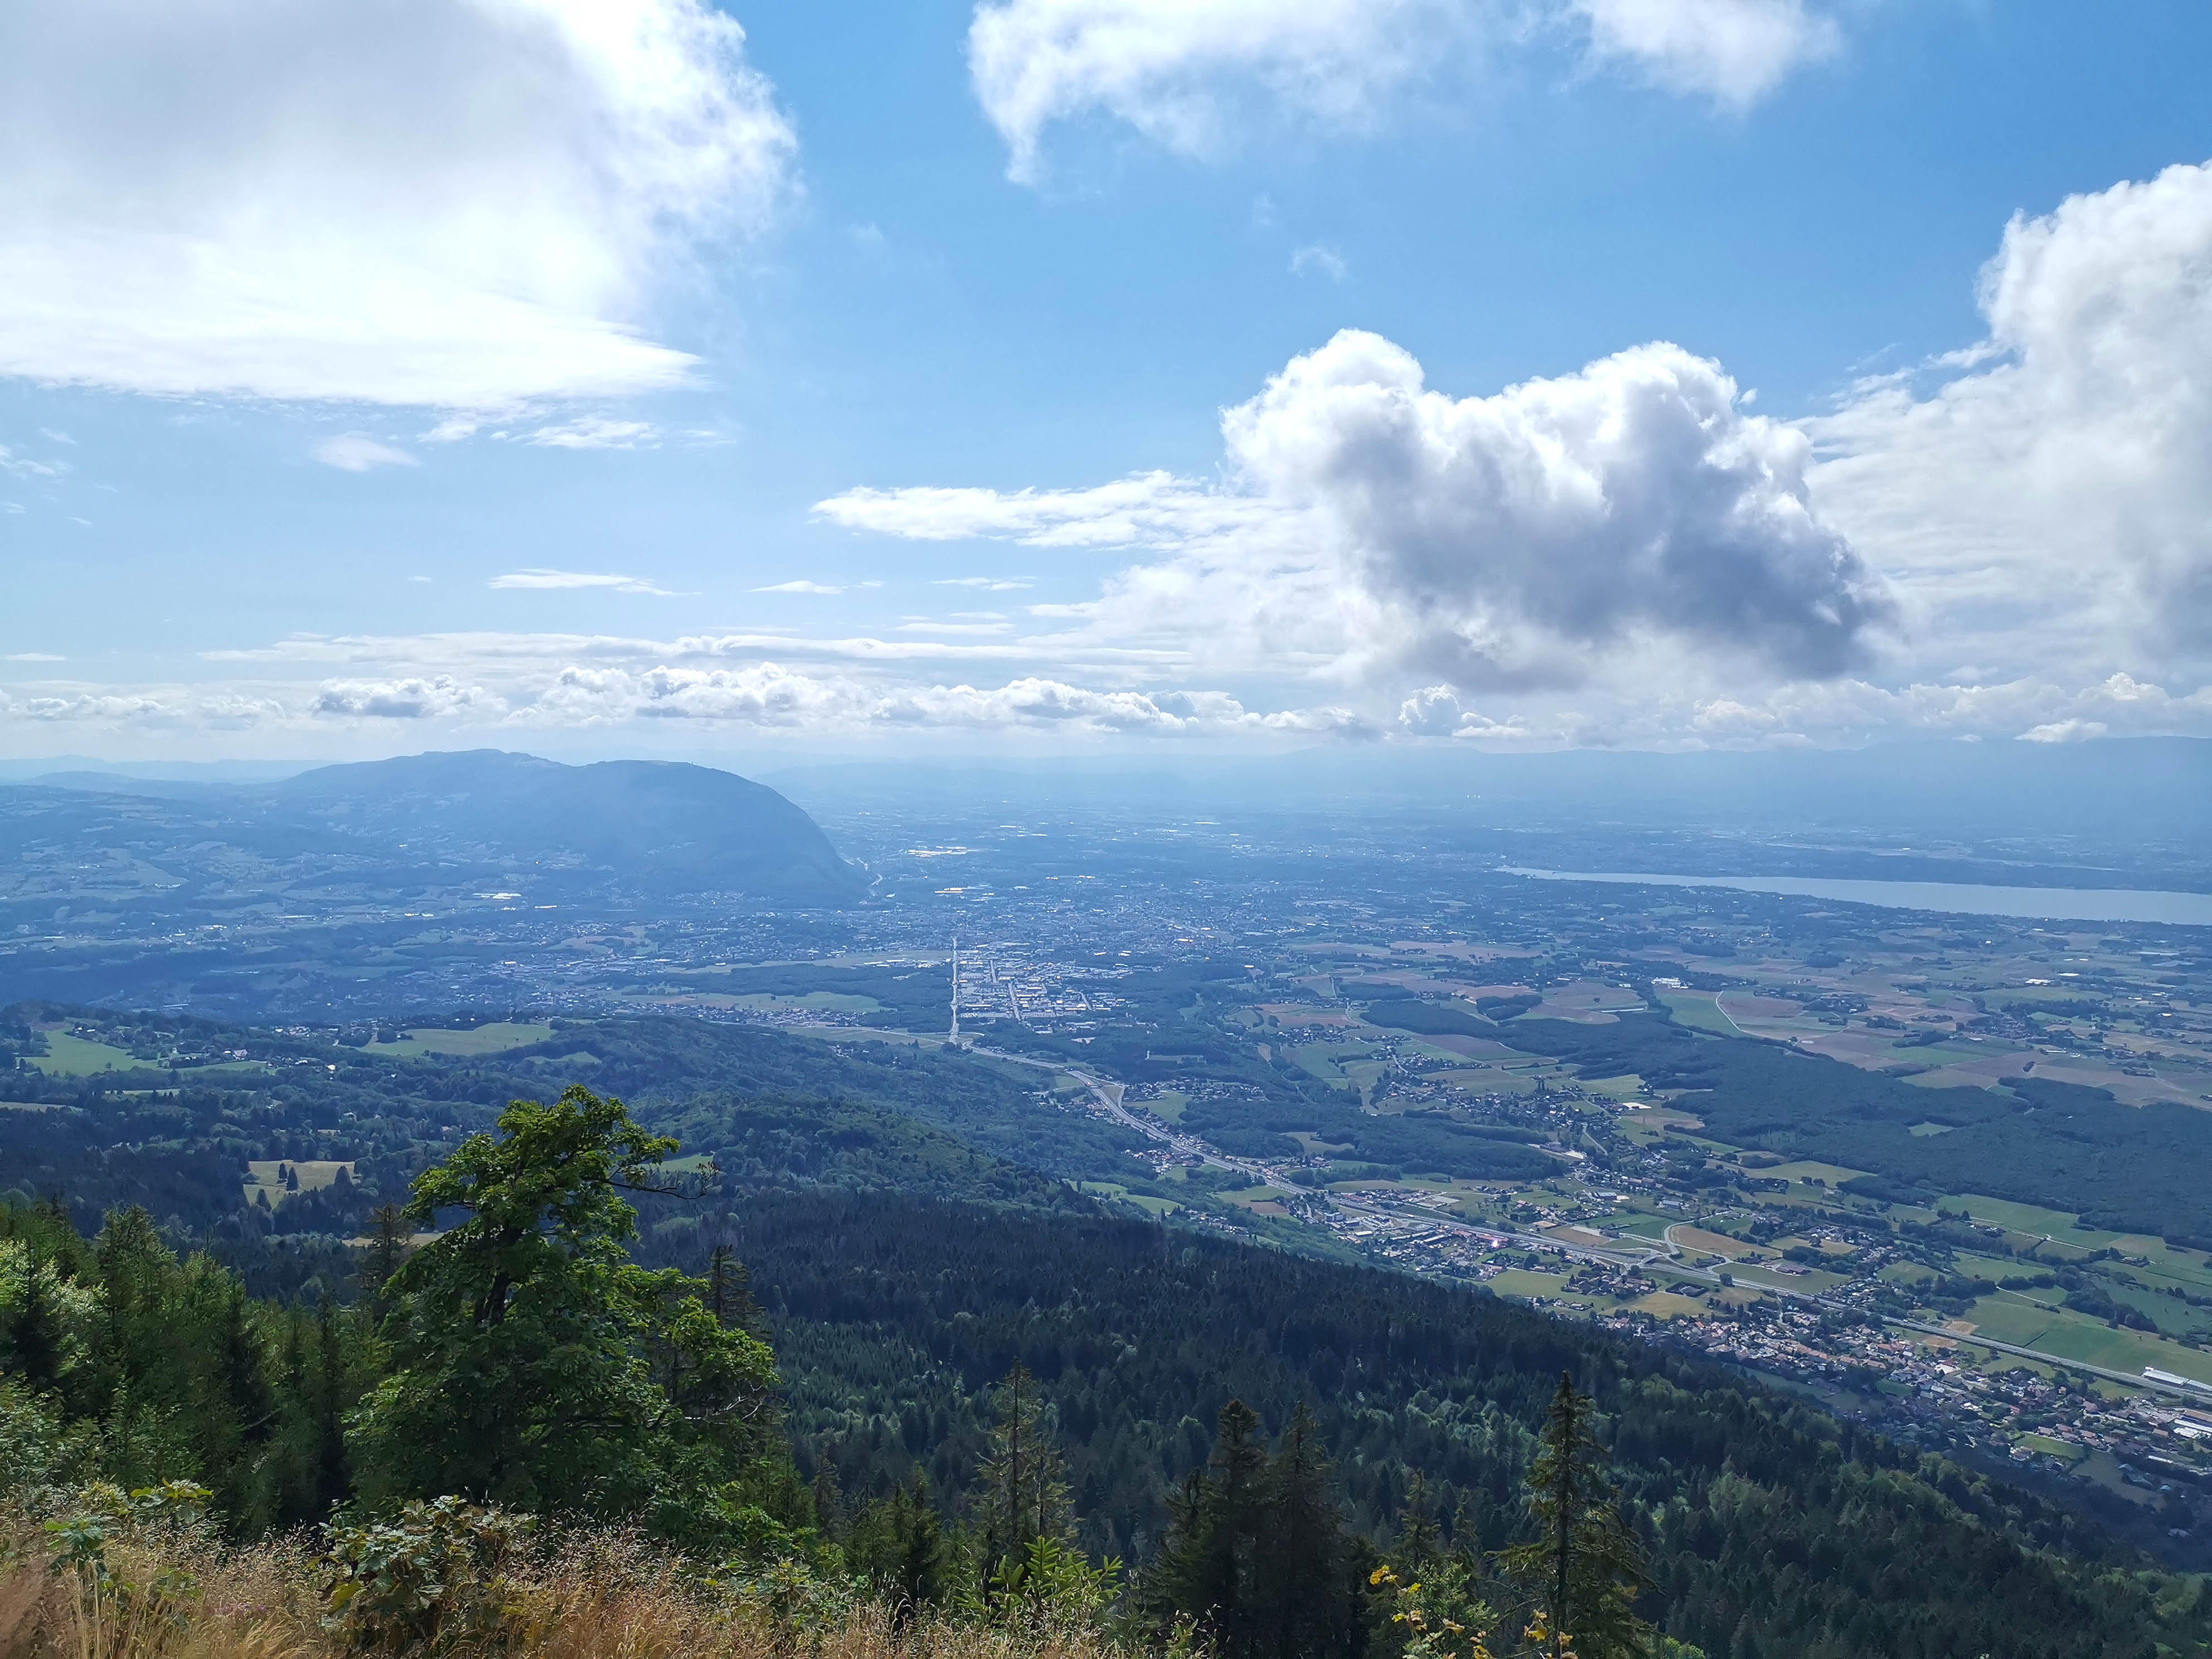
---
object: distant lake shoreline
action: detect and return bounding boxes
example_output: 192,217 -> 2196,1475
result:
1502,867 -> 2212,926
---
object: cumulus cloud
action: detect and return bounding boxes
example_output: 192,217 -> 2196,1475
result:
1289,243 -> 1347,281
488,570 -> 676,596
1571,0 -> 1837,108
0,687 -> 285,727
0,0 -> 794,406
312,675 -> 504,719
967,0 -> 1833,182
1812,159 -> 2212,674
1228,331 -> 1891,683
824,329 -> 1893,690
516,662 -> 1373,735
313,434 -> 417,472
2020,718 -> 2106,744
1396,684 -> 1463,735
16,693 -> 180,722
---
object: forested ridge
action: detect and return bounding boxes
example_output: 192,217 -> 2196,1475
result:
4,1008 -> 2212,1656
688,1188 -> 2206,1659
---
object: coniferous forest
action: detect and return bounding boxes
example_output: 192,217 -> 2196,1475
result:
2,1078 -> 2209,1659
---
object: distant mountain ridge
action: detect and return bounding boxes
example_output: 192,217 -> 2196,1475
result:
7,749 -> 868,906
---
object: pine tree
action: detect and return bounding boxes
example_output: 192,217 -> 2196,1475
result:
311,1292 -> 352,1513
850,1472 -> 949,1620
6,1249 -> 65,1391
1147,1399 -> 1268,1658
974,1362 -> 1071,1568
1498,1374 -> 1652,1659
1255,1401 -> 1365,1659
361,1203 -> 409,1312
706,1243 -> 763,1334
1397,1467 -> 1444,1568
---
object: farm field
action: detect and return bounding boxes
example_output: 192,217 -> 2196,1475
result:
242,1158 -> 355,1208
1755,1160 -> 1873,1186
1657,992 -> 1742,1035
1966,1290 -> 2212,1383
365,1022 -> 554,1058
27,1031 -> 144,1075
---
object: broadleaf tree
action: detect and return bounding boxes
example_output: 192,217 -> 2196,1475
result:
350,1085 -> 780,1537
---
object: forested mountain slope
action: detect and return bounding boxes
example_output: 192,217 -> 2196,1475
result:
671,1187 -> 2206,1659
6,1002 -> 2211,1656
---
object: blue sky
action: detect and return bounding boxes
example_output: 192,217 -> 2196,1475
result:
6,0 -> 2212,760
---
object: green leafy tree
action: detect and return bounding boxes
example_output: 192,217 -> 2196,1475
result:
349,1085 -> 779,1526
1497,1374 -> 1651,1659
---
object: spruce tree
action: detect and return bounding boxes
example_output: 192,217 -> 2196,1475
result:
850,1473 -> 949,1619
361,1203 -> 410,1312
974,1361 -> 1071,1568
1498,1374 -> 1651,1659
1151,1399 -> 1369,1659
1256,1401 -> 1364,1659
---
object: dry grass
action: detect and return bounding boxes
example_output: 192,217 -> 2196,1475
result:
0,1510 -> 1131,1659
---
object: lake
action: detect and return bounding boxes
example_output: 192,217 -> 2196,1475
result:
1501,868 -> 2212,926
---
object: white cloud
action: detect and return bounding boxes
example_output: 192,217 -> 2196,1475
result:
1289,243 -> 1347,281
1811,159 -> 2212,680
753,580 -> 845,594
820,472 -> 1273,548
312,675 -> 504,720
17,693 -> 182,722
826,328 -> 1893,690
935,576 -> 1035,590
0,687 -> 285,727
966,0 -> 1834,182
313,434 -> 418,472
1225,331 -> 1893,684
968,0 -> 1463,184
1396,683 -> 1463,735
507,662 -> 1375,736
0,444 -> 66,480
2020,718 -> 2107,745
0,0 -> 794,406
1571,0 -> 1837,108
488,570 -> 676,596
202,627 -> 1179,672
524,417 -> 659,449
